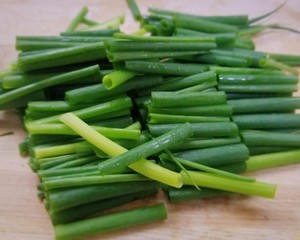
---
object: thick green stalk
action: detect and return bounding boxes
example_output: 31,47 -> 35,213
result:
232,114 -> 300,129
151,91 -> 227,107
54,203 -> 167,240
148,113 -> 230,123
106,50 -> 206,62
162,143 -> 249,167
124,60 -> 208,75
228,97 -> 300,113
50,189 -> 157,224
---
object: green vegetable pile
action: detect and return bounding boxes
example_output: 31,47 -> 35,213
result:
1,0 -> 300,239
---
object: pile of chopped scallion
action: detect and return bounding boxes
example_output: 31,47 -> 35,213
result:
0,0 -> 300,239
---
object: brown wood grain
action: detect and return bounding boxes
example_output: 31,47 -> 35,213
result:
0,1 -> 300,239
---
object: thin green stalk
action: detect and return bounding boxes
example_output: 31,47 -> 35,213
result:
249,0 -> 286,24
38,165 -> 99,179
185,54 -> 250,67
17,43 -> 106,71
170,155 -> 255,182
34,141 -> 93,159
66,6 -> 89,32
127,0 -> 142,21
181,171 -> 276,198
148,104 -> 232,116
246,149 -> 300,172
140,71 -> 217,95
26,123 -> 141,140
114,33 -> 215,42
28,96 -> 132,124
218,84 -> 297,93
210,66 -> 284,75
176,80 -> 217,93
81,18 -> 99,26
60,29 -> 120,37
43,173 -> 150,190
0,65 -> 100,106
78,15 -> 125,32
105,41 -> 216,52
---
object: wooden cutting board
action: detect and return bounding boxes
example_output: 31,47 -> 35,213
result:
0,1 -> 300,239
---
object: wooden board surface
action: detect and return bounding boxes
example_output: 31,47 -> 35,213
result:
0,0 -> 300,239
